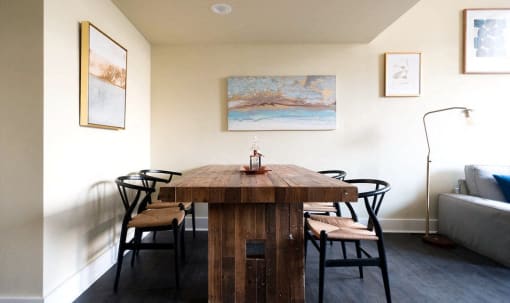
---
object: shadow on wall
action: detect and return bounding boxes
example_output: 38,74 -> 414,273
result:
429,167 -> 464,203
85,180 -> 123,261
44,180 -> 123,278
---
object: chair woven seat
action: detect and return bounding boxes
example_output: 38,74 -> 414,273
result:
307,217 -> 378,241
147,201 -> 192,210
128,208 -> 185,228
304,202 -> 338,213
309,214 -> 359,228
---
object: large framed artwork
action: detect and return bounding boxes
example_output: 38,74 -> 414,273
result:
80,21 -> 127,129
227,76 -> 336,131
464,9 -> 510,74
384,52 -> 421,97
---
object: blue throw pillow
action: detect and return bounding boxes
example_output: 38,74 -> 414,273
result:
492,174 -> 510,203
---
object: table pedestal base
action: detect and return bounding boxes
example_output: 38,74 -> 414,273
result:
208,203 -> 304,303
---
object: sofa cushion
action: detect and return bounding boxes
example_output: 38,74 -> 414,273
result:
493,174 -> 510,203
464,165 -> 510,202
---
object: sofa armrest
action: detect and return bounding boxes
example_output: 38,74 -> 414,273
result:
438,193 -> 510,267
440,193 -> 510,211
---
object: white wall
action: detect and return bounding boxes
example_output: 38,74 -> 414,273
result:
43,0 -> 151,301
152,0 -> 510,229
0,0 -> 44,299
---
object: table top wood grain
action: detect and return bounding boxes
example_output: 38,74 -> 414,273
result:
158,164 -> 358,203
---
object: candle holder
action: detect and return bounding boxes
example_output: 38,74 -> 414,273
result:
241,136 -> 270,174
249,150 -> 262,171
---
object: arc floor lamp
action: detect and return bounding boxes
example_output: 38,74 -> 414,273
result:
423,107 -> 472,246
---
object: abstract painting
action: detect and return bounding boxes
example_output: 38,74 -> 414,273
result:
227,76 -> 336,130
464,9 -> 510,73
384,52 -> 421,97
80,21 -> 127,129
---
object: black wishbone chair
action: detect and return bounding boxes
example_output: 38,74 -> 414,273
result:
114,174 -> 186,292
305,179 -> 392,303
139,169 -> 197,239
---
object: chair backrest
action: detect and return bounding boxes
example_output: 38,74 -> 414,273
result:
343,179 -> 391,235
116,175 -> 156,224
139,169 -> 182,185
317,170 -> 347,181
139,169 -> 182,201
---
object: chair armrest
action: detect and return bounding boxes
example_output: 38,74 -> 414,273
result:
139,169 -> 182,183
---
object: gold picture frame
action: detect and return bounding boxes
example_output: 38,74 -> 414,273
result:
384,52 -> 421,97
463,8 -> 510,74
80,21 -> 127,129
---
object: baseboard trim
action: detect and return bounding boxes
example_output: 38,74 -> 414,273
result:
186,217 -> 437,234
42,218 -> 212,303
188,216 -> 436,234
0,298 -> 43,303
379,218 -> 437,233
43,244 -> 117,303
43,230 -> 138,303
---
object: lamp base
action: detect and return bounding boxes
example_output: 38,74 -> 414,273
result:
422,234 -> 456,248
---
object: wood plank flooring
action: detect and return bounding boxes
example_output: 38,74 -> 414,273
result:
75,232 -> 510,303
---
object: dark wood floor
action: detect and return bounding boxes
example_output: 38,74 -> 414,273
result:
75,231 -> 510,303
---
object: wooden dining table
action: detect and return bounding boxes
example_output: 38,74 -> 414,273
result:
158,164 -> 358,303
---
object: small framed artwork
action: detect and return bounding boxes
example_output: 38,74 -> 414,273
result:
80,21 -> 127,129
384,52 -> 421,97
464,9 -> 510,74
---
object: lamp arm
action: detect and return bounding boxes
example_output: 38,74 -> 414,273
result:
422,107 -> 470,159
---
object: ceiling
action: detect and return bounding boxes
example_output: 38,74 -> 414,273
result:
112,0 -> 420,45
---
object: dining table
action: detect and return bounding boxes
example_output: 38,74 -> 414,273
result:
158,164 -> 358,303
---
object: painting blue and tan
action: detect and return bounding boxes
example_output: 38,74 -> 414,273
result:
227,76 -> 336,130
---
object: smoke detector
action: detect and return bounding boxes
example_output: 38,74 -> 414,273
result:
211,3 -> 232,15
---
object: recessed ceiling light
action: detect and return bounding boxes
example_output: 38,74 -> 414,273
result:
211,3 -> 232,15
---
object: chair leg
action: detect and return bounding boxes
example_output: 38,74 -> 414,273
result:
173,220 -> 180,289
114,227 -> 128,292
319,231 -> 327,303
378,239 -> 392,303
180,219 -> 186,264
355,240 -> 364,279
304,230 -> 308,263
191,203 -> 196,239
152,231 -> 157,241
131,229 -> 142,267
341,241 -> 347,259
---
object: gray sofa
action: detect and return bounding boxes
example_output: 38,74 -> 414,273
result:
438,165 -> 510,267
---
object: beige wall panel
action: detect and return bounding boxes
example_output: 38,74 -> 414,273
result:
43,0 -> 151,298
0,0 -> 44,298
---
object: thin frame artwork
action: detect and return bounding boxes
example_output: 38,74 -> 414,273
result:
384,52 -> 421,97
80,21 -> 127,129
463,8 -> 510,74
227,76 -> 336,131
